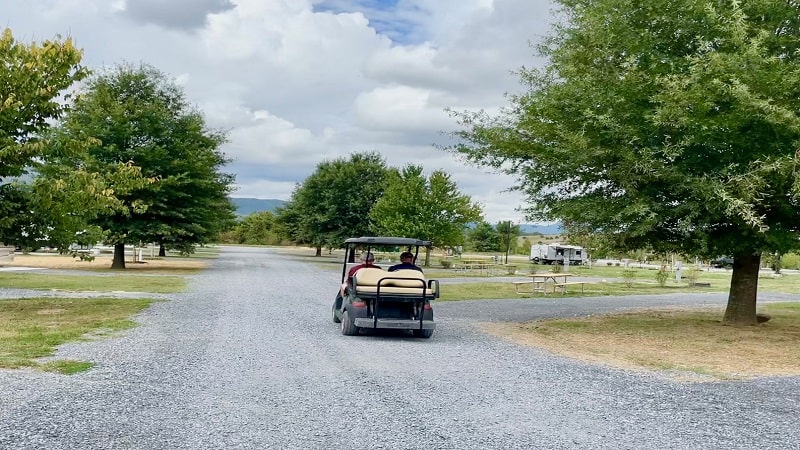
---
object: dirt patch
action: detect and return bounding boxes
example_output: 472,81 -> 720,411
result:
3,254 -> 207,271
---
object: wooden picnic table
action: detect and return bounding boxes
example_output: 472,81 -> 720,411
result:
457,259 -> 496,276
513,273 -> 576,295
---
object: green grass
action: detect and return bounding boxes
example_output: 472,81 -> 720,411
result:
0,297 -> 153,373
497,303 -> 800,379
437,280 -> 727,301
0,272 -> 187,293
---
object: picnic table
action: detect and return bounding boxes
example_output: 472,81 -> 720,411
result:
457,259 -> 495,276
513,273 -> 585,295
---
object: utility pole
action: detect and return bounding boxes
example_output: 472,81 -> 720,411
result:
504,220 -> 511,264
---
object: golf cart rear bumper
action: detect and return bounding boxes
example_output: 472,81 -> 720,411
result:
353,318 -> 436,330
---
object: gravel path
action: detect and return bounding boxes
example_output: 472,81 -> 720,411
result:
1,246 -> 798,449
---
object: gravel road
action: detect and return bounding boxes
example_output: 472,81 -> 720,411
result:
1,246 -> 799,449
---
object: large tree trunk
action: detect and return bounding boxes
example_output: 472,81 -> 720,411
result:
159,243 -> 166,257
315,246 -> 322,257
111,243 -> 126,270
723,251 -> 760,325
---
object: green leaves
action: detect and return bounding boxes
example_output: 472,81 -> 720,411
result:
450,0 -> 800,258
42,63 -> 235,263
0,29 -> 89,245
277,152 -> 392,251
369,164 -> 482,247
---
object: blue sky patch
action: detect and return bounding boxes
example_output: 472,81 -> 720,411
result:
313,0 -> 422,44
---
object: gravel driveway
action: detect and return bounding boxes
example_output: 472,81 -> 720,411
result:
1,246 -> 798,449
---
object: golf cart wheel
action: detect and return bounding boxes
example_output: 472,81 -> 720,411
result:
413,328 -> 434,339
332,302 -> 341,324
341,310 -> 359,336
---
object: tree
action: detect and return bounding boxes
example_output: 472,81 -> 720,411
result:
370,165 -> 483,264
451,0 -> 800,324
53,63 -> 236,268
497,221 -> 521,263
277,152 -> 392,255
0,29 -> 89,245
469,221 -> 501,252
228,211 -> 283,245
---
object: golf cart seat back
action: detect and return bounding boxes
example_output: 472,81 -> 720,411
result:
352,268 -> 438,297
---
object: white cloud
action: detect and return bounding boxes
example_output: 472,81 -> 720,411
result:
1,0 -> 555,223
354,86 -> 456,133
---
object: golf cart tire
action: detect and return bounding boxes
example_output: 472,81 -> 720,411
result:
332,302 -> 341,324
413,328 -> 434,339
341,310 -> 359,336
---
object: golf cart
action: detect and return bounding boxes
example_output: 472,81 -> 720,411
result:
331,236 -> 439,338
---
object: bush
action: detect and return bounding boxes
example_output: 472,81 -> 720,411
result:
781,253 -> 800,270
70,251 -> 95,262
685,267 -> 701,285
621,269 -> 636,287
440,259 -> 453,269
655,266 -> 669,287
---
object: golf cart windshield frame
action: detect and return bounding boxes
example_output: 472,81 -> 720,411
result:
340,236 -> 431,283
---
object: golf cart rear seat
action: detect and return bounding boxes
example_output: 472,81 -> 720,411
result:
352,268 -> 438,299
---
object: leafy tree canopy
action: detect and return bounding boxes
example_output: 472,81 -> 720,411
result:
0,29 -> 89,245
469,222 -> 501,252
225,211 -> 283,246
51,63 -> 236,267
449,0 -> 800,324
370,165 -> 483,249
277,152 -> 392,255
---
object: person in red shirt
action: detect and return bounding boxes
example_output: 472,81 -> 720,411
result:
347,252 -> 380,278
336,252 -> 381,305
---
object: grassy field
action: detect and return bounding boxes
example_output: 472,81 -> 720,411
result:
0,272 -> 187,293
483,303 -> 800,381
0,253 -> 198,373
0,297 -> 153,373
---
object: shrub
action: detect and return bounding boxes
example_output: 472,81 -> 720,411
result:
621,269 -> 636,287
685,267 -> 701,285
440,259 -> 453,269
655,266 -> 669,287
781,253 -> 800,270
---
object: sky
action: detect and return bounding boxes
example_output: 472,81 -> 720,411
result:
2,0 -> 557,223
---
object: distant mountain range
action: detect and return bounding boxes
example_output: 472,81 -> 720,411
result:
519,223 -> 563,235
230,197 -> 286,216
229,197 -> 563,235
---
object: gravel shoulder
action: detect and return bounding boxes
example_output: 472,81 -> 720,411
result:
1,246 -> 799,449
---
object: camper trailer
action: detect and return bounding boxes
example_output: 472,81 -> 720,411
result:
530,243 -> 587,265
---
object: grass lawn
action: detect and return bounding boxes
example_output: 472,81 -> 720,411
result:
0,297 -> 153,373
483,303 -> 800,381
0,272 -> 187,293
0,253 -> 198,374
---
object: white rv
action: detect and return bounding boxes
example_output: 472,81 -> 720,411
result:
530,243 -> 587,265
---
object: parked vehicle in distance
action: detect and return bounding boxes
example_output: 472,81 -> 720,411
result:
530,243 -> 588,265
332,236 -> 438,338
710,256 -> 734,269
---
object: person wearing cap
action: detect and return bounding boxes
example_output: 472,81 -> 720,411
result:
388,251 -> 423,272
